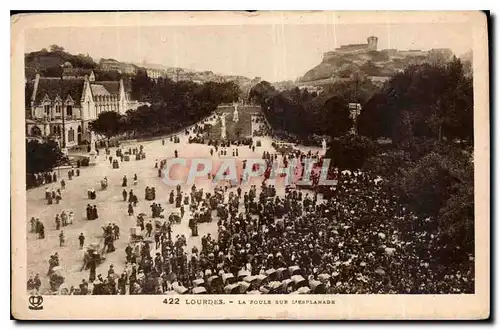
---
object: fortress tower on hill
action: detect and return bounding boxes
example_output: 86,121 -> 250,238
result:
323,36 -> 379,61
367,36 -> 378,51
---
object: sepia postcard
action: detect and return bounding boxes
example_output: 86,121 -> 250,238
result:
11,11 -> 489,320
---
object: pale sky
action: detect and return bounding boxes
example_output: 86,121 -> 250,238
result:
25,23 -> 472,82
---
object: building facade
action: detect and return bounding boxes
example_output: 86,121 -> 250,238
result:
99,59 -> 138,75
26,64 -> 133,148
146,68 -> 166,80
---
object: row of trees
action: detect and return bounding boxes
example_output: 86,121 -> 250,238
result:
358,58 -> 473,143
130,70 -> 240,105
249,80 -> 375,139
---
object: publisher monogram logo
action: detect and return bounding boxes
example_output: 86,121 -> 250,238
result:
28,295 -> 43,310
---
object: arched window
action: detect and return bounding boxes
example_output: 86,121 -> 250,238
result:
66,105 -> 73,117
68,127 -> 75,142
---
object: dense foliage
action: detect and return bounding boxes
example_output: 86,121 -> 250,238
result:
249,82 -> 364,138
89,111 -> 125,141
89,73 -> 241,139
130,70 -> 240,105
358,58 -> 473,143
325,135 -> 378,171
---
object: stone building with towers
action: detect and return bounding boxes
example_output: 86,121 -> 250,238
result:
25,62 -> 135,147
323,36 -> 378,61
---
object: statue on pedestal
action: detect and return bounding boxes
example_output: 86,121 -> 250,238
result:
88,131 -> 98,165
233,103 -> 239,122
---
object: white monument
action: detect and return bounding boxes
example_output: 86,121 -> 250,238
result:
88,131 -> 98,166
233,103 -> 239,122
322,138 -> 327,153
220,115 -> 227,139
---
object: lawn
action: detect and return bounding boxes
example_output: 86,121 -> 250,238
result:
225,111 -> 252,139
209,105 -> 262,141
204,120 -> 223,140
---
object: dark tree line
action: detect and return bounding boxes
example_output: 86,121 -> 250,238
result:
357,57 -> 473,144
249,81 -> 360,139
90,73 -> 241,139
130,70 -> 240,105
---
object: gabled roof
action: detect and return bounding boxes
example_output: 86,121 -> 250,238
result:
90,84 -> 111,96
25,80 -> 34,108
92,81 -> 120,95
34,77 -> 85,106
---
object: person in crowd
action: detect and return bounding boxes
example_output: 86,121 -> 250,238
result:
79,233 -> 85,249
59,230 -> 65,247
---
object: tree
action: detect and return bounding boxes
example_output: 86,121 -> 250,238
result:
325,134 -> 377,170
322,96 -> 352,138
363,149 -> 409,178
49,44 -> 65,53
220,81 -> 241,103
249,81 -> 276,105
357,92 -> 393,138
358,60 -> 473,145
389,149 -> 474,258
26,140 -> 65,174
95,70 -> 122,81
89,111 -> 124,143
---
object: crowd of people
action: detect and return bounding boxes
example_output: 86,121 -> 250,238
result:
28,172 -> 59,188
43,162 -> 473,295
45,186 -> 63,205
27,113 -> 473,296
29,217 -> 45,239
54,210 -> 74,230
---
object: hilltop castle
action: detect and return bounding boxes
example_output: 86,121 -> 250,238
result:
323,36 -> 378,61
322,35 -> 439,63
299,35 -> 453,84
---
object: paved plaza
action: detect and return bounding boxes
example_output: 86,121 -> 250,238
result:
26,111 -> 323,294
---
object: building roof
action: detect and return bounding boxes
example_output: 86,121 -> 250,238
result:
34,77 -> 85,105
90,84 -> 111,96
25,80 -> 34,108
92,81 -> 120,95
